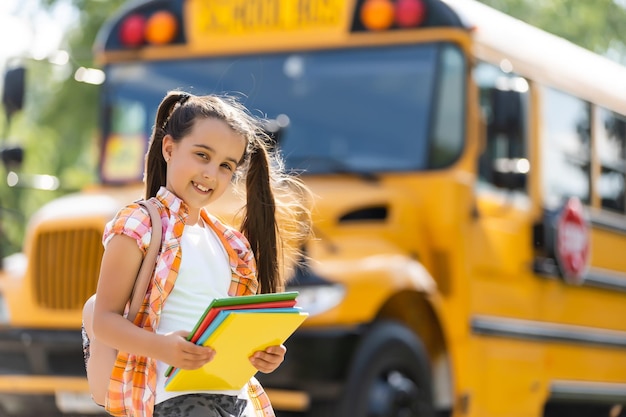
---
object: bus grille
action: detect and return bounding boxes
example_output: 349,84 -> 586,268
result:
32,228 -> 104,310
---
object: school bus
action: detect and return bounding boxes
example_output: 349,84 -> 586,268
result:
0,0 -> 625,416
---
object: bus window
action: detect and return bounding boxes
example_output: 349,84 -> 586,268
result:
474,61 -> 529,190
596,108 -> 626,213
101,97 -> 148,183
541,88 -> 591,208
429,44 -> 465,168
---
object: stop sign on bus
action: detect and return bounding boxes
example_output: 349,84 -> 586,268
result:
555,197 -> 590,285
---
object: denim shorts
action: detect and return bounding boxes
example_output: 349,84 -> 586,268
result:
153,394 -> 248,417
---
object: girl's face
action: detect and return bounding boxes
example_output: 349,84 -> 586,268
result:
163,117 -> 246,223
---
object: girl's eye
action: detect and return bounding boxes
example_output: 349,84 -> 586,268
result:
221,163 -> 234,171
196,153 -> 209,160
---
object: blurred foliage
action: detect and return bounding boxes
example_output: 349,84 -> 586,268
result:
478,0 -> 626,64
35,0 -> 126,186
0,0 -> 125,256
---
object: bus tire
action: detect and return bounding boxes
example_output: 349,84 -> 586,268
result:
338,320 -> 435,417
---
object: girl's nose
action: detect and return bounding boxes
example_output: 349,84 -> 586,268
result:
202,163 -> 218,183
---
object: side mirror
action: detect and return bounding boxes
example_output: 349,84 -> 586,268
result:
491,157 -> 528,190
2,66 -> 26,122
1,145 -> 24,171
489,87 -> 523,138
484,83 -> 528,191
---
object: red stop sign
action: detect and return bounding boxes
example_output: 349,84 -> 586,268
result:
555,197 -> 590,285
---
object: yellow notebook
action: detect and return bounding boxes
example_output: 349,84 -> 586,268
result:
164,310 -> 308,391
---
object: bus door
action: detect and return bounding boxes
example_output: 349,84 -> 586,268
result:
467,61 -> 548,415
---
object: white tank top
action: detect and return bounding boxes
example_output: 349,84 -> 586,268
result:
154,220 -> 247,404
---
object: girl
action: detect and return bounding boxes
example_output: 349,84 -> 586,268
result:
91,91 -> 313,417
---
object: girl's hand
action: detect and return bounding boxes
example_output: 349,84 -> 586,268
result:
250,344 -> 286,373
159,330 -> 215,370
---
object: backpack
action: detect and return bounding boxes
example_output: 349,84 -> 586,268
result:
81,199 -> 162,406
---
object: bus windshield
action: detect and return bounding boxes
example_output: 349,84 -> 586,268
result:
101,42 -> 465,183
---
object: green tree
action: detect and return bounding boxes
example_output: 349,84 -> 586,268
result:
0,0 -> 125,256
478,0 -> 626,64
36,0 -> 126,188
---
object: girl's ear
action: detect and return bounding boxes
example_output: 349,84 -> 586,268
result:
162,134 -> 174,161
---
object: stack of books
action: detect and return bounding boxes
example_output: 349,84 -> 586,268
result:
164,291 -> 308,392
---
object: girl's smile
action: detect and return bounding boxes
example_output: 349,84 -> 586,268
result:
192,181 -> 211,193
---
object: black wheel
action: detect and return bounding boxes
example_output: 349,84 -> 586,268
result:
339,320 -> 435,417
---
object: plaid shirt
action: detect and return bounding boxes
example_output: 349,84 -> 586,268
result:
102,187 -> 275,417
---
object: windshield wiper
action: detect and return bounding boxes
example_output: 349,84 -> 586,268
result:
287,155 -> 379,182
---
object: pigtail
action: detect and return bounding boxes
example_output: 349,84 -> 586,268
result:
144,92 -> 190,199
240,144 -> 280,293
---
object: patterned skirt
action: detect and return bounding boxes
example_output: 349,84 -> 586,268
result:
153,394 -> 248,417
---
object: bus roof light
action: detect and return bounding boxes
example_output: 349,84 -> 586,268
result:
119,14 -> 146,47
361,0 -> 395,31
145,11 -> 178,45
395,0 -> 427,28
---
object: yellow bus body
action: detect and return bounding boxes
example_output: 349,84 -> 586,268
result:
0,0 -> 625,416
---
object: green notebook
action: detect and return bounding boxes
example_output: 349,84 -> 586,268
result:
187,292 -> 300,337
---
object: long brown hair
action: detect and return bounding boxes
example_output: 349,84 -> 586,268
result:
144,91 -> 313,293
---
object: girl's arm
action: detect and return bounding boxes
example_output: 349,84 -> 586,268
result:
92,233 -> 215,370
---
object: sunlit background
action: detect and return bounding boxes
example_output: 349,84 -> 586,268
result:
0,0 -> 75,68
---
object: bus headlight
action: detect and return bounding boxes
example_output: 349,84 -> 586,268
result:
0,294 -> 9,325
293,285 -> 345,317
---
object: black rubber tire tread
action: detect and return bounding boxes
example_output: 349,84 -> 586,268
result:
338,320 -> 435,417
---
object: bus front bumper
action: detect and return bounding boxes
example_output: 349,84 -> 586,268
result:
0,327 -> 100,415
0,327 -> 85,376
0,375 -> 105,415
